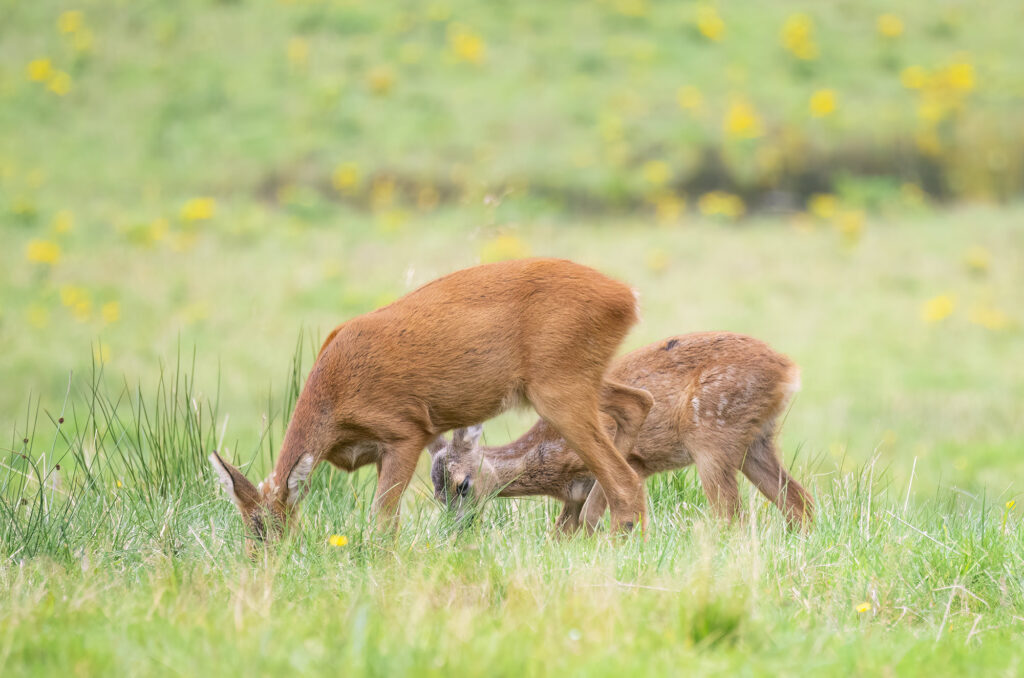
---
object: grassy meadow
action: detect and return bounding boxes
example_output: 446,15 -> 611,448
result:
3,1 -> 1024,675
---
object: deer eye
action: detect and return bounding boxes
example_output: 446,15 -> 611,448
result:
456,477 -> 471,497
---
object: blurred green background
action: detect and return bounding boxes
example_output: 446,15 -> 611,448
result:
1,0 -> 1022,491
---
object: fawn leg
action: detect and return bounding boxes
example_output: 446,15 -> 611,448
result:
694,456 -> 740,521
741,434 -> 814,530
554,501 -> 583,536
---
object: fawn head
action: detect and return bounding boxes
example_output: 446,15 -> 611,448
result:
208,450 -> 314,556
429,425 -> 494,518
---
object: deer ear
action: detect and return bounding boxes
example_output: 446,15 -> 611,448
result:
427,435 -> 448,457
285,454 -> 316,506
464,424 -> 484,446
209,451 -> 261,510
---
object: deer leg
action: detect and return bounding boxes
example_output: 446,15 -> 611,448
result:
600,381 -> 654,458
530,388 -> 644,533
372,437 -> 426,533
741,434 -> 814,530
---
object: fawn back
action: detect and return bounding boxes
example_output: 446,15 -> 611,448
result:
433,332 -> 812,531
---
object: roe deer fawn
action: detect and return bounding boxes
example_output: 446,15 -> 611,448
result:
209,258 -> 654,550
431,332 -> 813,533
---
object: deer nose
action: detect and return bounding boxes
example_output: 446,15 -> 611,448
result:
456,477 -> 471,497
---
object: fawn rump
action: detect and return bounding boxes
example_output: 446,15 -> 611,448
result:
431,332 -> 813,533
209,258 -> 653,549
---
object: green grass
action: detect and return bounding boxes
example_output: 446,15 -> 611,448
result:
3,0 -> 1024,674
1,351 -> 1023,675
2,207 -> 1024,675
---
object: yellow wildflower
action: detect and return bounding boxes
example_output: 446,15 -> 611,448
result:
836,210 -> 864,245
116,479 -> 123,488
856,602 -> 871,614
900,65 -> 927,89
26,239 -> 61,265
809,89 -> 837,117
367,66 -> 395,95
876,14 -> 904,38
448,24 -> 486,64
695,5 -> 725,42
287,37 -> 309,71
332,162 -> 361,194
57,10 -> 84,34
651,192 -> 685,224
698,191 -> 744,219
944,60 -> 974,91
963,245 -> 990,274
724,98 -> 763,139
481,234 -> 529,263
807,193 -> 837,220
72,297 -> 92,322
781,13 -> 818,60
53,210 -> 74,233
921,295 -> 955,323
60,286 -> 86,308
181,197 -> 215,221
101,301 -> 120,324
27,58 -> 53,82
48,71 -> 72,96
328,534 -> 348,547
676,85 -> 703,112
642,160 -> 672,187
968,306 -> 1009,331
1007,500 -> 1016,510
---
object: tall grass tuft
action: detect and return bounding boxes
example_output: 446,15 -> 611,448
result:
0,340 -> 310,563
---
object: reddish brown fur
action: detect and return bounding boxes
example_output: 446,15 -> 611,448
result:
432,332 -> 813,532
210,258 -> 654,544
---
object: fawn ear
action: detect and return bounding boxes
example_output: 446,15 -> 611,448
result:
209,451 -> 261,511
427,435 -> 448,457
284,454 -> 316,507
452,424 -> 484,448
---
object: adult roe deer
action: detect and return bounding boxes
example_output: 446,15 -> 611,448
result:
431,332 -> 813,533
209,258 -> 655,548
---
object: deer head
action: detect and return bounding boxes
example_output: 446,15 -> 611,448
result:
208,450 -> 314,555
428,425 -> 495,520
